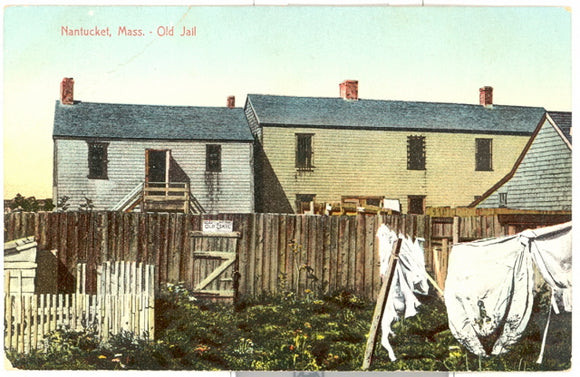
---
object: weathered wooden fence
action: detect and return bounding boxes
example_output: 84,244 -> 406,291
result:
4,261 -> 155,354
4,211 -> 569,300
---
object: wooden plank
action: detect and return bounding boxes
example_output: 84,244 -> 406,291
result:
262,213 -> 272,294
70,212 -> 80,276
329,216 -> 339,294
190,231 -> 241,238
31,294 -> 38,351
338,216 -> 349,292
348,216 -> 357,292
278,214 -> 288,293
167,214 -> 180,283
322,215 -> 331,295
235,214 -> 249,297
185,216 -> 196,291
300,215 -> 309,294
193,251 -> 236,259
4,273 -> 13,352
423,216 -> 432,272
307,216 -> 317,293
121,213 -> 130,260
81,212 -> 92,266
180,215 -> 190,284
356,214 -> 366,296
364,215 -> 376,299
36,212 -> 45,250
452,216 -> 460,245
285,215 -> 296,293
256,213 -> 265,294
244,213 -> 258,296
107,212 -> 116,261
362,238 -> 403,370
293,215 -> 303,293
270,214 -> 279,294
160,213 -> 170,286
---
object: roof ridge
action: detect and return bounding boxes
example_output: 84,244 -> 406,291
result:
246,93 -> 545,110
56,99 -> 243,110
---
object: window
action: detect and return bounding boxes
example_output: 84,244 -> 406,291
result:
499,192 -> 508,207
296,134 -> 314,170
476,138 -> 493,171
408,195 -> 425,215
206,144 -> 221,172
296,194 -> 316,214
407,136 -> 426,170
88,142 -> 108,179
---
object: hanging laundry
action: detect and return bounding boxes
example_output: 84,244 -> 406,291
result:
376,224 -> 429,361
523,222 -> 572,313
444,222 -> 572,357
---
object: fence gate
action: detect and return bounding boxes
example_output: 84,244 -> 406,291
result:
190,229 -> 240,301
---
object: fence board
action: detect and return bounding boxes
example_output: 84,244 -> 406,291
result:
318,216 -> 330,293
270,214 -> 280,293
307,216 -> 317,292
4,211 -> 568,301
364,215 -> 375,297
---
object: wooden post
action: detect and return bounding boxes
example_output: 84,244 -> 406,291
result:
452,216 -> 460,245
362,237 -> 403,370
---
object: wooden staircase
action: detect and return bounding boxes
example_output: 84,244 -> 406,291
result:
143,182 -> 205,214
111,182 -> 205,214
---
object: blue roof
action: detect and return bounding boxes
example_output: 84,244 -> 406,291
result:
53,101 -> 254,142
246,94 -> 546,135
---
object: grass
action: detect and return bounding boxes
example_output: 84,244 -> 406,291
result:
7,284 -> 571,371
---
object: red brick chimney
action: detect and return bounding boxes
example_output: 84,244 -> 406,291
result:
60,78 -> 74,105
227,95 -> 235,108
340,80 -> 358,101
479,86 -> 493,108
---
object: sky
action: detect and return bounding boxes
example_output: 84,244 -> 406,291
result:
2,1 -> 575,199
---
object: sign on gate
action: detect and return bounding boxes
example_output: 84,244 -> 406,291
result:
202,220 -> 233,233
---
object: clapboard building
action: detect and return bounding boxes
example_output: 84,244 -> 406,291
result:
245,81 -> 546,214
471,111 -> 572,211
53,78 -> 254,213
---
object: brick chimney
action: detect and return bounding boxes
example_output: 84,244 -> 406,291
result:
479,86 -> 493,108
227,95 -> 235,108
60,78 -> 74,105
340,80 -> 358,101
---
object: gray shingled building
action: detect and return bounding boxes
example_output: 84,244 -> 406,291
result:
53,78 -> 254,213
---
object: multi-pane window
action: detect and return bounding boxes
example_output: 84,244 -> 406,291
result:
87,142 -> 108,179
206,144 -> 222,172
407,136 -> 426,170
296,134 -> 314,170
475,138 -> 493,171
408,195 -> 425,215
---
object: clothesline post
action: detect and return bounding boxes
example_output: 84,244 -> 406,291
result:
362,237 -> 403,370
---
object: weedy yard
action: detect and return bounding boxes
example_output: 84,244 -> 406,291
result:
7,284 -> 571,371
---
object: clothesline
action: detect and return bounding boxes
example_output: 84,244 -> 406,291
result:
373,221 -> 571,364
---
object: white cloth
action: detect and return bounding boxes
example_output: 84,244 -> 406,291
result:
444,222 -> 572,357
377,224 -> 429,361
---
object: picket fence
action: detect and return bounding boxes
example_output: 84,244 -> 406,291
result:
4,261 -> 155,354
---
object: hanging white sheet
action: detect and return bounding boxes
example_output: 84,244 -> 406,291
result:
377,224 -> 429,361
444,222 -> 572,357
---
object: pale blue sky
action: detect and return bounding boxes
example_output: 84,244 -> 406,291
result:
2,5 -> 573,198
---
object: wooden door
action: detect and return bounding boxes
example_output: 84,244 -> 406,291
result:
190,231 -> 240,301
145,149 -> 170,183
